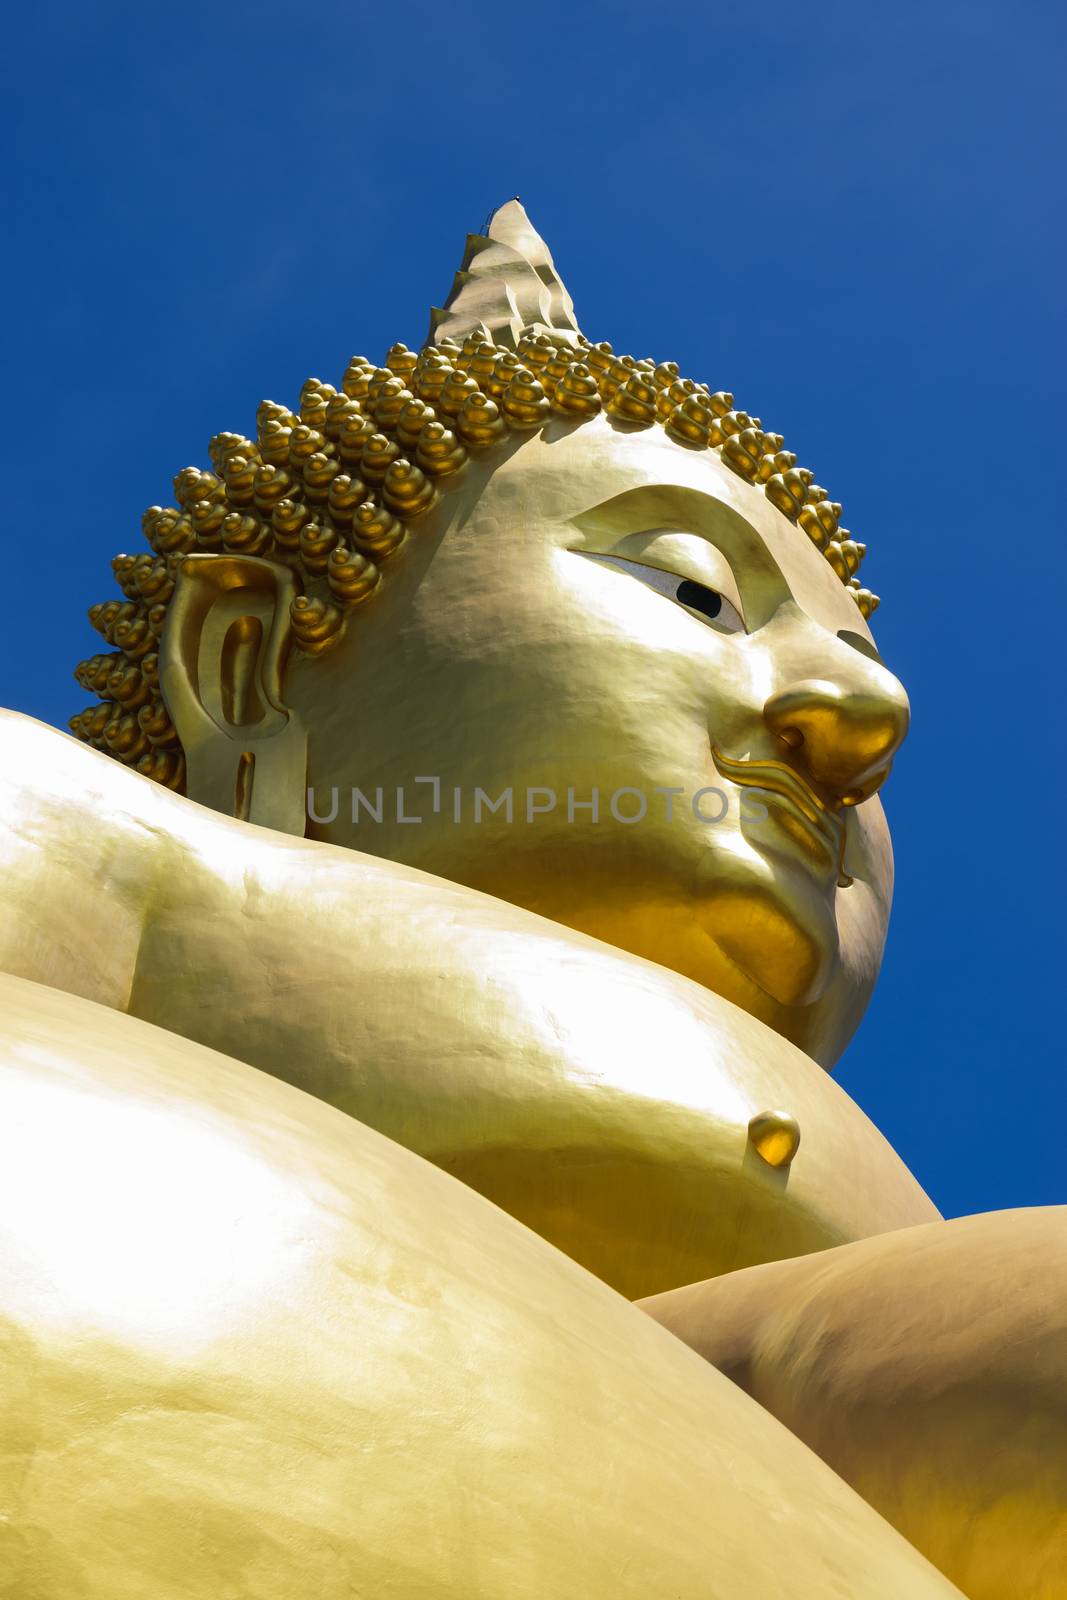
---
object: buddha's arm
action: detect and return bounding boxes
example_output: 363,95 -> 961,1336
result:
638,1208 -> 1067,1600
0,710 -> 937,1296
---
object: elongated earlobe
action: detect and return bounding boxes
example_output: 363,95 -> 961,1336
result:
160,554 -> 308,836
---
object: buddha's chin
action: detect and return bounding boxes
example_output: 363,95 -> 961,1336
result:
422,830 -> 840,1021
697,856 -> 840,1010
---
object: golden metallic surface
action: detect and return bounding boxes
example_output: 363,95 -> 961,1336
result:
65,202 -> 903,1063
284,419 -> 906,1064
70,212 -> 880,796
639,1208 -> 1067,1600
0,708 -> 937,1300
3,199 -> 1056,1585
0,972 -> 965,1599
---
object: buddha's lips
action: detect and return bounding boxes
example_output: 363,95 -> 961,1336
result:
711,746 -> 846,872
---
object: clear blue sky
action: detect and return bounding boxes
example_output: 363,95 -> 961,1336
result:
3,1 -> 1063,1219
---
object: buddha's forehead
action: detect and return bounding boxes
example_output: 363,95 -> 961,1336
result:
467,416 -> 876,644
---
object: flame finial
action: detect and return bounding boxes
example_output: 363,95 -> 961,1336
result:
426,199 -> 582,351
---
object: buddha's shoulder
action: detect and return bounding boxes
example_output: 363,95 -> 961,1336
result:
0,708 -> 938,1295
1,705 -> 114,770
0,708 -> 165,827
0,709 -> 850,1112
0,713 -> 771,1050
0,713 -> 853,1116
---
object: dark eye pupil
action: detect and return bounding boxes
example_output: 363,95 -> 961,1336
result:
676,578 -> 722,620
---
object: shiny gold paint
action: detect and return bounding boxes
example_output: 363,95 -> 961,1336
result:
0,200 -> 1055,1590
71,203 -> 877,801
0,973 -> 965,1599
639,1209 -> 1067,1600
71,206 -> 898,1060
149,414 -> 908,1065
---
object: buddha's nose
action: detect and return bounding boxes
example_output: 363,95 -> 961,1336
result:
763,661 -> 910,806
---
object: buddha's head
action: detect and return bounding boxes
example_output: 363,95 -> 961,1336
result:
72,202 -> 908,1067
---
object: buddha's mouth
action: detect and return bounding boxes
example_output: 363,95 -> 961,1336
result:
711,746 -> 851,886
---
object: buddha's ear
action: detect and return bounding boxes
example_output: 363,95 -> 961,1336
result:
160,553 -> 308,836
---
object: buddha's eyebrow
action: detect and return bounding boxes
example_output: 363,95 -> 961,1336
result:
569,484 -> 786,585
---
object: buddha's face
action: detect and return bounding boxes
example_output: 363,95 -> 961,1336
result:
290,417 -> 908,1066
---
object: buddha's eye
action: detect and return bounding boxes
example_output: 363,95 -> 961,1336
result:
576,552 -> 746,635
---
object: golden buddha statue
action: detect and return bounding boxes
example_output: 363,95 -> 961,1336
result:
0,201 -> 1060,1599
